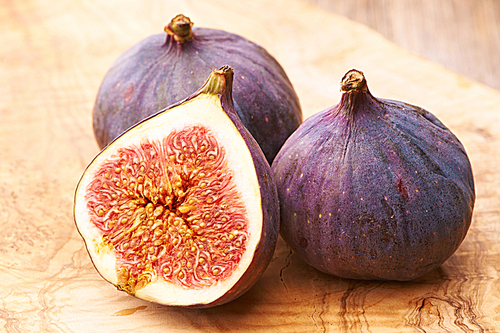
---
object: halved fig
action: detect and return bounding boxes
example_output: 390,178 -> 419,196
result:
74,66 -> 279,307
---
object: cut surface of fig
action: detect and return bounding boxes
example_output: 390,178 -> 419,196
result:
75,66 -> 279,307
93,14 -> 302,164
272,69 -> 475,281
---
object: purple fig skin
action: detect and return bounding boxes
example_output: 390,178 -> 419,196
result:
271,69 -> 475,281
93,14 -> 302,164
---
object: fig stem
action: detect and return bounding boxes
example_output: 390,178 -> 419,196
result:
340,69 -> 367,93
335,69 -> 377,118
165,14 -> 194,43
199,65 -> 234,99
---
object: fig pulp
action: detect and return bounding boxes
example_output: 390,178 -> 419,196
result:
272,69 -> 475,281
93,14 -> 302,164
75,66 -> 279,307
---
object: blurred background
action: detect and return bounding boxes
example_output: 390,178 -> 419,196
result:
304,0 -> 500,91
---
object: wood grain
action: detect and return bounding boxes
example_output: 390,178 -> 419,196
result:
304,0 -> 500,91
1,0 -> 500,332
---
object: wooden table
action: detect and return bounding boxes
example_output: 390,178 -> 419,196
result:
305,0 -> 500,92
1,0 -> 499,332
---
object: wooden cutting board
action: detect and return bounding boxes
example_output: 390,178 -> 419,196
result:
1,0 -> 499,332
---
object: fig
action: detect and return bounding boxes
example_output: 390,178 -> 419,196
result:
74,66 -> 279,307
271,69 -> 475,281
93,14 -> 302,164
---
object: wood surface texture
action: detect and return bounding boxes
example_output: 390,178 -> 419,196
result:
304,0 -> 500,92
1,0 -> 500,332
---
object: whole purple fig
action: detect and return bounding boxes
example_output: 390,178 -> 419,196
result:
93,14 -> 302,164
271,69 -> 475,281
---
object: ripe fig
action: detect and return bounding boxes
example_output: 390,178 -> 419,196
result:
93,14 -> 302,164
74,66 -> 279,307
271,69 -> 475,281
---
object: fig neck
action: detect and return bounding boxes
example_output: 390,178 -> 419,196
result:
199,65 -> 234,104
336,69 -> 378,118
193,65 -> 242,127
164,14 -> 194,44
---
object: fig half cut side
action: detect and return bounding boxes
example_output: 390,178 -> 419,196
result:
74,66 -> 279,307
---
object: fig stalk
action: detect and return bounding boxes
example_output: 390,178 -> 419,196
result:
164,14 -> 194,43
335,69 -> 377,118
199,65 -> 234,101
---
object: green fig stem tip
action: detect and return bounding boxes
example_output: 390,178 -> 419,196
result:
165,14 -> 194,42
200,65 -> 234,96
340,69 -> 367,93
